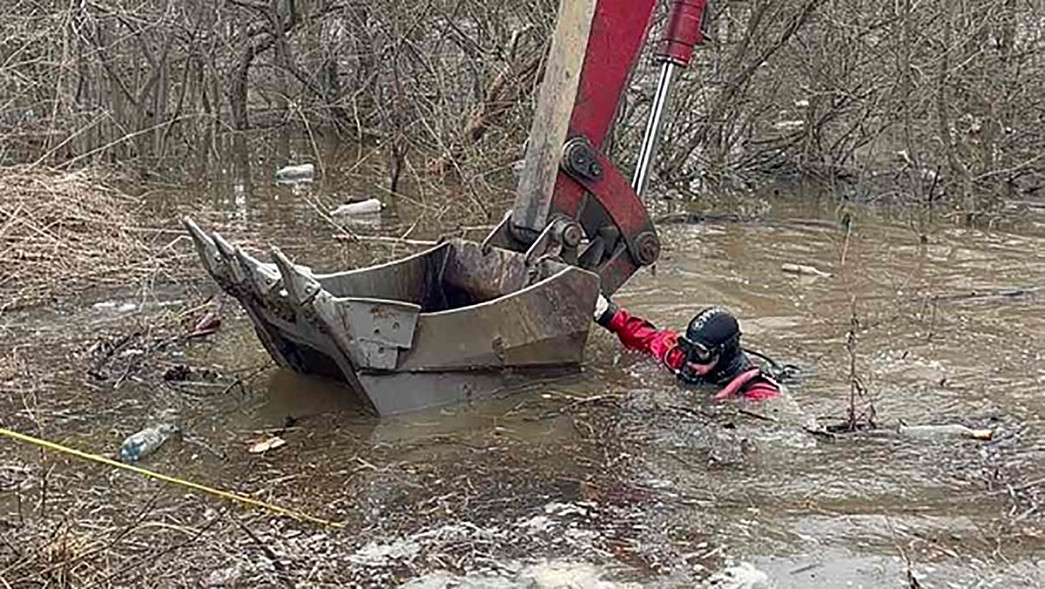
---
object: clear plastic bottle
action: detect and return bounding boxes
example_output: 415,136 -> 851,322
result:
119,424 -> 179,462
274,163 -> 314,182
897,424 -> 993,440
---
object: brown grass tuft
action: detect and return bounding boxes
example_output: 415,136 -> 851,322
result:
0,165 -> 182,310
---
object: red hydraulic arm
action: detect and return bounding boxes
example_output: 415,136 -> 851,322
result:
489,0 -> 710,295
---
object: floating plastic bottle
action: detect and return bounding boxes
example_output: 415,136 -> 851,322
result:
275,163 -> 314,183
120,424 -> 179,462
331,198 -> 383,216
781,263 -> 832,277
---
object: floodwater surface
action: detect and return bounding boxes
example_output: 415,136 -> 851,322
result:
1,146 -> 1042,587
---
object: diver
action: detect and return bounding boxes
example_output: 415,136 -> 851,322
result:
593,295 -> 782,401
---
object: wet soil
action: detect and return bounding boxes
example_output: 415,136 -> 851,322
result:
0,145 -> 1042,587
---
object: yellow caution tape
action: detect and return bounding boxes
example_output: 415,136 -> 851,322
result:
0,427 -> 343,528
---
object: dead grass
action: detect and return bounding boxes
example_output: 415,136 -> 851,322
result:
0,165 -> 188,311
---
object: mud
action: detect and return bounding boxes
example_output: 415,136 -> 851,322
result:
0,143 -> 1042,587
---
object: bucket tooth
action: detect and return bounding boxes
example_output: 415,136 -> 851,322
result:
226,244 -> 277,296
272,247 -> 321,305
184,217 -> 223,279
234,247 -> 282,296
212,233 -> 247,285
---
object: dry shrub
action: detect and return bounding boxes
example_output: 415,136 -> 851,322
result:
0,165 -> 179,310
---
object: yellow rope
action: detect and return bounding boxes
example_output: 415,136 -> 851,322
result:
0,427 -> 343,529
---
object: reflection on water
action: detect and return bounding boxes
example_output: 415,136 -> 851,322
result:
1,140 -> 1042,587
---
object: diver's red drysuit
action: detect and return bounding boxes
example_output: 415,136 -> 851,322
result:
603,307 -> 780,400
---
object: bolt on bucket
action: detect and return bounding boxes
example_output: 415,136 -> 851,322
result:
185,218 -> 600,415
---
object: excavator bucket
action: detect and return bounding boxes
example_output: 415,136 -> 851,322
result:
184,0 -> 704,415
185,218 -> 600,415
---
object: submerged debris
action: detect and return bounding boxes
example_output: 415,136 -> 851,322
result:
0,462 -> 31,490
187,304 -> 223,338
823,420 -> 995,442
162,364 -> 196,382
349,537 -> 422,567
92,300 -> 138,313
204,563 -> 245,587
119,423 -> 179,462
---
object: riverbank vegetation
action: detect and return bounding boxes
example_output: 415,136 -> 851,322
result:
1,0 -> 1042,218
0,165 -> 191,311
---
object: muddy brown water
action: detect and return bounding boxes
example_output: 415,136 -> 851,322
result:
1,151 -> 1043,587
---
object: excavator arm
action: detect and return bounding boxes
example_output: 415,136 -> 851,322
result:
486,0 -> 708,294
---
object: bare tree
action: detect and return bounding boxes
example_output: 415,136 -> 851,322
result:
1,0 -> 1041,216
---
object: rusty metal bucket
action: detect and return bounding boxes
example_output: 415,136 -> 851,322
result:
184,218 -> 600,415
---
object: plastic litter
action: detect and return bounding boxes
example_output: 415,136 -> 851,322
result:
331,198 -> 383,216
246,435 -> 286,454
781,263 -> 832,277
275,163 -> 314,183
92,301 -> 138,313
119,423 -> 179,462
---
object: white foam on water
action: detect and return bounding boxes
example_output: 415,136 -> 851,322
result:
398,559 -> 643,589
701,561 -> 773,589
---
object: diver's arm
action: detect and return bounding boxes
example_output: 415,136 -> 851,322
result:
595,298 -> 685,370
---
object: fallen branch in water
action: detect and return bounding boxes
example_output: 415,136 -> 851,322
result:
986,475 -> 1045,496
896,423 -> 992,440
653,212 -> 759,225
333,233 -> 437,247
737,408 -> 778,422
835,285 -> 1044,307
927,286 -> 1042,303
823,421 -> 994,441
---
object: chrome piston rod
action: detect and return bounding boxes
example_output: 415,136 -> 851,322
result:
632,0 -> 709,198
631,62 -> 677,198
